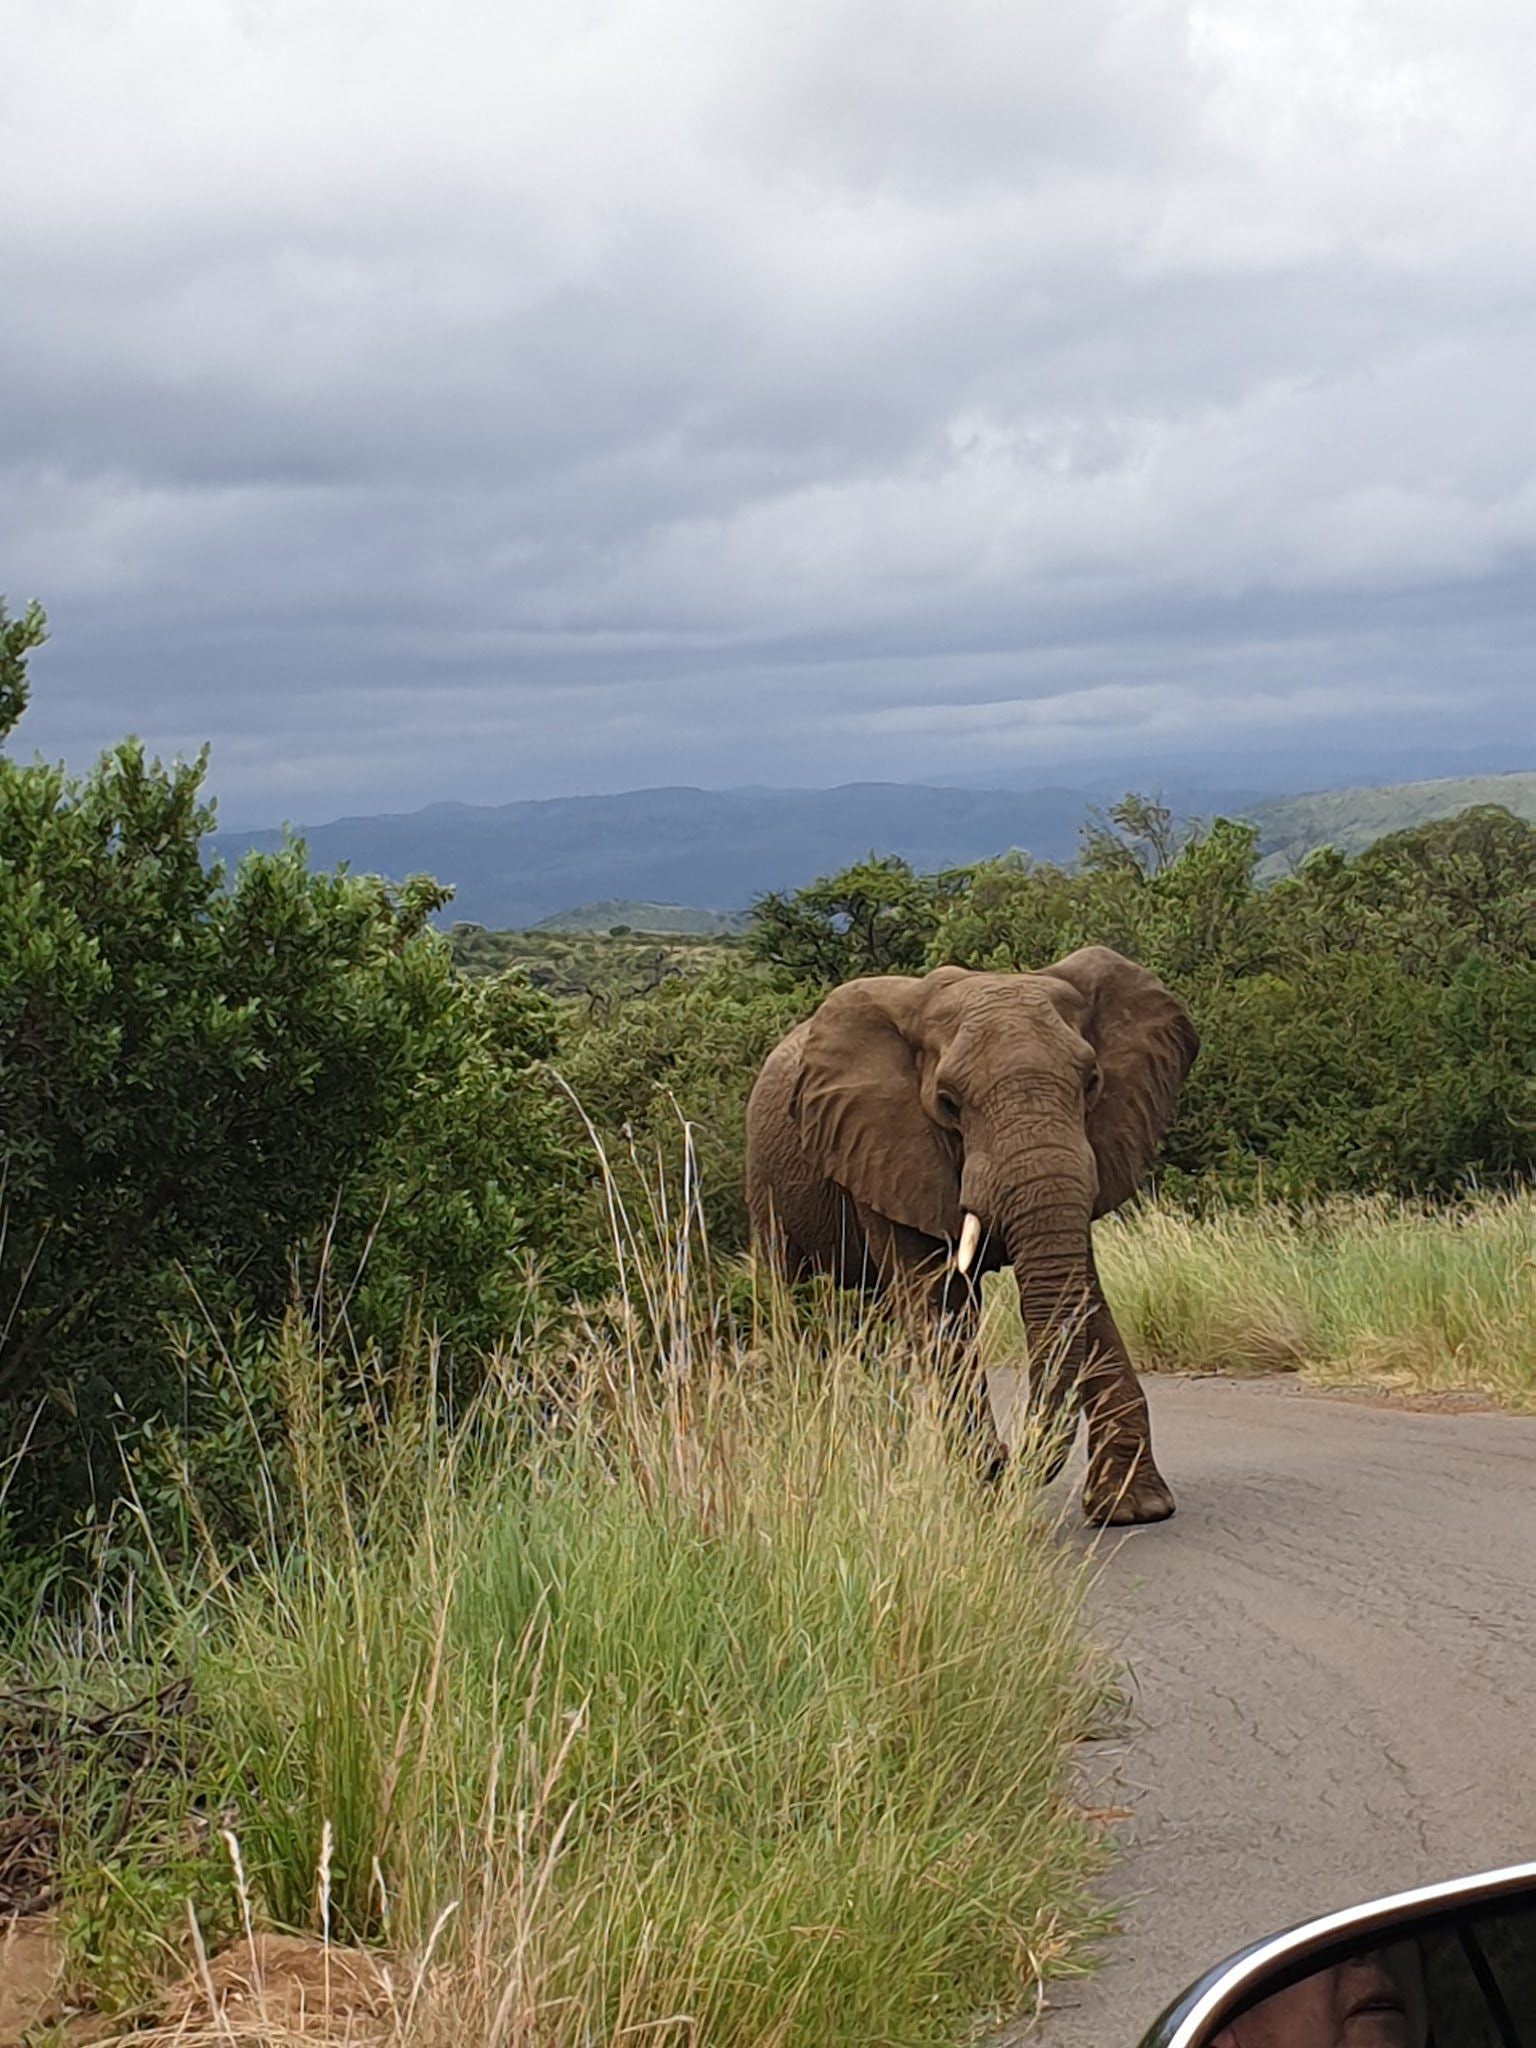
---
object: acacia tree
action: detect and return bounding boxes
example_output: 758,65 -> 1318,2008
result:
1079,791 -> 1187,878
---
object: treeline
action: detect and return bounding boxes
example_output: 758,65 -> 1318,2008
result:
2,605 -> 1532,1542
570,793 -> 1535,1246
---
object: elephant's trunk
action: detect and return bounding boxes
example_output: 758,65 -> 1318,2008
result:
990,1141 -> 1095,1484
1012,1250 -> 1090,1480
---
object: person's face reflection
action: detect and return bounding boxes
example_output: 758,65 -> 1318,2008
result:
1211,1941 -> 1427,2048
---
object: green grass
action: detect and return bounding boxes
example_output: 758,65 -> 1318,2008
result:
1087,1194 -> 1536,1407
4,1246 -> 1109,2045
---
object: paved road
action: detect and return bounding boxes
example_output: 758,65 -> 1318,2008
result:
1000,1373 -> 1536,2048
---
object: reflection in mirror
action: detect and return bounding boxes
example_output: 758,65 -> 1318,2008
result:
1203,1896 -> 1536,2048
1210,1939 -> 1427,2048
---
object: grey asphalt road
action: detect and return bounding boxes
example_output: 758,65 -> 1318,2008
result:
997,1372 -> 1536,2048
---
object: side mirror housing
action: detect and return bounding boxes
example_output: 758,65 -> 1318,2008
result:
1139,1863 -> 1536,2048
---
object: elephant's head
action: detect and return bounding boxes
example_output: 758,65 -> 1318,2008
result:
789,946 -> 1197,1455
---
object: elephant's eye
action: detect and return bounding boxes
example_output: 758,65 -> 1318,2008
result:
1085,1065 -> 1103,1105
935,1089 -> 962,1125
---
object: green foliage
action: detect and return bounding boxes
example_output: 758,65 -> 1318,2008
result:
559,959 -> 808,1250
747,853 -> 972,985
0,596 -> 47,740
0,638 -> 594,1539
1277,803 -> 1536,970
1078,790 -> 1187,878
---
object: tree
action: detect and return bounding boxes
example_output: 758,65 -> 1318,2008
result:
559,959 -> 807,1254
1278,805 -> 1536,973
747,855 -> 970,985
925,852 -> 1111,972
1079,792 -> 1186,879
0,597 -> 47,741
0,624 -> 595,1538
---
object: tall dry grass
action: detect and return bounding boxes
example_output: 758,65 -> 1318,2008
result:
14,1143 -> 1111,2048
1092,1194 -> 1536,1406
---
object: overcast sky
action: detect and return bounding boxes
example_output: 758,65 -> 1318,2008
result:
4,0 -> 1535,825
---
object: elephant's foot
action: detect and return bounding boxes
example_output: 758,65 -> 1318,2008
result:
1082,1453 -> 1175,1526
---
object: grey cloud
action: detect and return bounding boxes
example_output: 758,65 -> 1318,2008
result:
3,0 -> 1536,825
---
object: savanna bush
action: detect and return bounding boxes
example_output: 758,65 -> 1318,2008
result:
0,611 -> 595,1541
558,958 -> 808,1253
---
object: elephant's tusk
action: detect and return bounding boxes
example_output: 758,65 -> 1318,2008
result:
955,1212 -> 983,1276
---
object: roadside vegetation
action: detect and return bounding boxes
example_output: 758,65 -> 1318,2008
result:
2,1229 -> 1108,2046
973,1197 -> 1536,1410
1094,1195 -> 1536,1408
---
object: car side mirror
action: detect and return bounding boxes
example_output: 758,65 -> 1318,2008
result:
1137,1863 -> 1536,2048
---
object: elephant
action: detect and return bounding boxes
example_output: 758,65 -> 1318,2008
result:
743,946 -> 1197,1525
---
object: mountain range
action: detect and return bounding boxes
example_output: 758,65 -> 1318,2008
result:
210,772 -> 1536,930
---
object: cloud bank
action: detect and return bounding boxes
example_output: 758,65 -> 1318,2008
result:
4,0 -> 1535,821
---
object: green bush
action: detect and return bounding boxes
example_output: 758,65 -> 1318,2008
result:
558,959 -> 808,1253
746,852 -> 972,983
0,612 -> 594,1541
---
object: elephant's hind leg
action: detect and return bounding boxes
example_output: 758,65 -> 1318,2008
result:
1080,1255 -> 1175,1525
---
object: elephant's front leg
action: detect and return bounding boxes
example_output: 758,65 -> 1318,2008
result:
1079,1252 -> 1175,1525
924,1270 -> 1009,1484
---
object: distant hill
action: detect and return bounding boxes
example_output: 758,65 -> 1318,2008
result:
528,901 -> 747,936
211,782 -> 1103,929
1248,773 -> 1536,879
210,771 -> 1536,927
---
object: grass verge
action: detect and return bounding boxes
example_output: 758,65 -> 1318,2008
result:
1090,1194 -> 1536,1408
3,1238 -> 1109,2045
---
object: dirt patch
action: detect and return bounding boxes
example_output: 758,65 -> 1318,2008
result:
1,1915 -> 71,2045
152,1933 -> 398,2042
2,1923 -> 397,2048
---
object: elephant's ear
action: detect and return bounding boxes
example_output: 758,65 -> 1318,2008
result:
790,976 -> 962,1241
1040,946 -> 1198,1216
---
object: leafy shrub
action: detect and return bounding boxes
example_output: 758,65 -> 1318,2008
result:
0,614 -> 594,1540
558,959 -> 808,1253
746,853 -> 972,983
